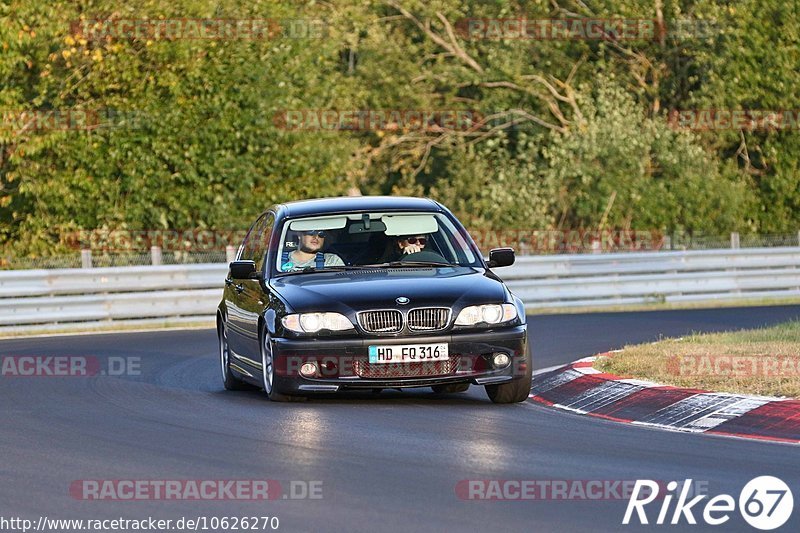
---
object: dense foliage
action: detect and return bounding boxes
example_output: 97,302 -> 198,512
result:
1,0 -> 797,255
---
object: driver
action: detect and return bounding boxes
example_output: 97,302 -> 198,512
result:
379,234 -> 429,263
397,235 -> 428,255
281,230 -> 344,271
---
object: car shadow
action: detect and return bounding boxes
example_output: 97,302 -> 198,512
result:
211,386 -> 502,405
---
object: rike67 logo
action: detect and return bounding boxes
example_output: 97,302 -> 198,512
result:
624,477 -> 793,530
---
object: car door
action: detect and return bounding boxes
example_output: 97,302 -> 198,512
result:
227,212 -> 275,366
225,213 -> 267,360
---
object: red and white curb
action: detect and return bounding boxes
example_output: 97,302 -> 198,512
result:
529,354 -> 800,445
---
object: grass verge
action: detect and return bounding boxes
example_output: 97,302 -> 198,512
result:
595,320 -> 800,398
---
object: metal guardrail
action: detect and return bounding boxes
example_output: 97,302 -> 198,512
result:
0,248 -> 798,329
0,264 -> 226,327
502,248 -> 800,308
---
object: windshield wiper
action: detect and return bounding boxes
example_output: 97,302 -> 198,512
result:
319,265 -> 370,271
278,265 -> 366,275
362,261 -> 460,268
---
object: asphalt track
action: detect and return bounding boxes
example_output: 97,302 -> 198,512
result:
2,306 -> 800,532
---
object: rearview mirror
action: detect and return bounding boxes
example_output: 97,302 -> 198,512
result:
487,248 -> 515,268
229,260 -> 258,279
348,220 -> 387,234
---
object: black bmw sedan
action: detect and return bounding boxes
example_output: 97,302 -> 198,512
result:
217,196 -> 531,403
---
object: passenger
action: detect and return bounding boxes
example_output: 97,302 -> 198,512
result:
281,230 -> 344,271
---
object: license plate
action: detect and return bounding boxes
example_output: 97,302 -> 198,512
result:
368,343 -> 449,364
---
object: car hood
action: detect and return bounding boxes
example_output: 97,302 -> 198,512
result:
270,267 -> 509,315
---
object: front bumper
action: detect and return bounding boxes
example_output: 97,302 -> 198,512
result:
270,325 -> 528,393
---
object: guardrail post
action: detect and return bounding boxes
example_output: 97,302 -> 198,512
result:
151,246 -> 162,266
730,232 -> 740,249
80,249 -> 92,269
226,245 -> 236,263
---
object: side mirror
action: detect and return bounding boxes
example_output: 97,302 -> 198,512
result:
229,260 -> 258,279
487,247 -> 515,268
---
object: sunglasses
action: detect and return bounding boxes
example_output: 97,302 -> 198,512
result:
303,230 -> 326,237
403,236 -> 427,245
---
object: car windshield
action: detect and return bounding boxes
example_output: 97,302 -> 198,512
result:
274,211 -> 481,274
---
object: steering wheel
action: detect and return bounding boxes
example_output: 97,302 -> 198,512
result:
399,250 -> 450,264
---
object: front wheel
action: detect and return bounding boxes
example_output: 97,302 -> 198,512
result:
219,321 -> 251,391
260,328 -> 304,402
485,353 -> 532,404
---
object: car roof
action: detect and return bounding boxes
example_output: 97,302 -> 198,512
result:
275,196 -> 442,218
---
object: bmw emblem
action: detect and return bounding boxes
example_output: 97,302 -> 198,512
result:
396,296 -> 410,305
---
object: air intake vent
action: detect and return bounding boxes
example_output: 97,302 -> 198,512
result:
358,310 -> 403,333
407,308 -> 450,331
353,357 -> 460,378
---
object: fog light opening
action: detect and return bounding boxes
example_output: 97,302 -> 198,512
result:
320,358 -> 338,377
300,362 -> 318,378
492,352 -> 510,369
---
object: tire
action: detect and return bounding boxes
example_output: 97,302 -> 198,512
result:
218,321 -> 251,391
431,383 -> 469,394
485,353 -> 533,404
260,328 -> 304,402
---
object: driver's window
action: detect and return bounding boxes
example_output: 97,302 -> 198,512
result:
238,214 -> 265,262
240,212 -> 273,268
253,214 -> 274,272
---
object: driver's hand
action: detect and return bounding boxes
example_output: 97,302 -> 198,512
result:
402,244 -> 422,254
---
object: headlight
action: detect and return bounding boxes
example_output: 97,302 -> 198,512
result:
454,304 -> 517,326
282,313 -> 353,333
